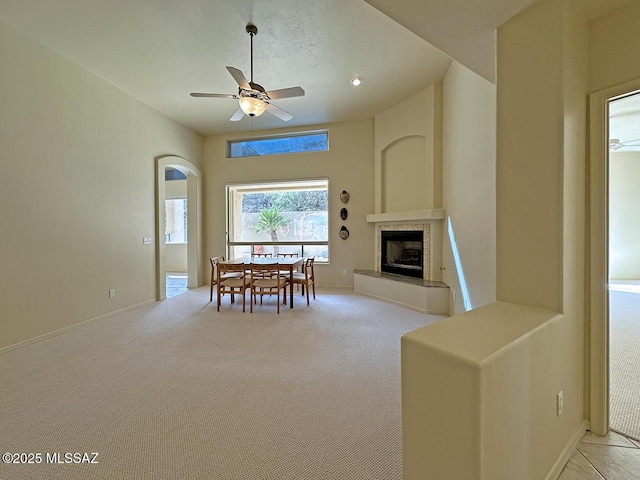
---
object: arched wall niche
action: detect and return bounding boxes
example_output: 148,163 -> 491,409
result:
381,134 -> 429,213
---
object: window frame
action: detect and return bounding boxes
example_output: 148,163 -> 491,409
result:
164,197 -> 188,244
227,130 -> 329,158
225,178 -> 330,262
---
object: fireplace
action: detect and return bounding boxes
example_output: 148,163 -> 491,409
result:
381,230 -> 424,279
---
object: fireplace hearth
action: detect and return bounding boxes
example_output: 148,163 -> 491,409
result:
381,230 -> 424,279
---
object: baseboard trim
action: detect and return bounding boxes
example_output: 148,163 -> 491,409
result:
545,419 -> 588,480
0,299 -> 157,355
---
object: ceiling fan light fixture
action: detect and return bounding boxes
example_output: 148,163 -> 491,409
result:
239,96 -> 266,117
350,76 -> 363,86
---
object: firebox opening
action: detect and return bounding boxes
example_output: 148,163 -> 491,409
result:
381,230 -> 424,279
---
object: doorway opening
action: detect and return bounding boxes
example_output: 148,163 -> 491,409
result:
155,155 -> 202,300
608,92 -> 640,441
164,169 -> 189,297
589,79 -> 640,438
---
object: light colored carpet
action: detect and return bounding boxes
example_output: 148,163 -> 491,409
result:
0,287 -> 444,479
609,287 -> 640,441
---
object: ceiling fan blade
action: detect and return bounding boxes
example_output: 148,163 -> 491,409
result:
230,107 -> 245,122
190,92 -> 238,99
265,86 -> 305,100
266,103 -> 293,121
226,66 -> 251,89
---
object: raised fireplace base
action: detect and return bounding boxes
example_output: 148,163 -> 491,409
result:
353,270 -> 449,315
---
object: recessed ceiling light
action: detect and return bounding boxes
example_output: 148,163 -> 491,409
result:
350,76 -> 363,86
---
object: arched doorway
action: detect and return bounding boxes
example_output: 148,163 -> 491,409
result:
155,155 -> 203,300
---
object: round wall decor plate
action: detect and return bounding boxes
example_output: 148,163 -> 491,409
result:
340,190 -> 350,204
340,208 -> 348,220
339,226 -> 349,240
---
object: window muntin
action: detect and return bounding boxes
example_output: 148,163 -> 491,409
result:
227,179 -> 329,262
228,131 -> 328,158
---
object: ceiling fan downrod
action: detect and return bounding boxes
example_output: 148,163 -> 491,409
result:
246,24 -> 257,83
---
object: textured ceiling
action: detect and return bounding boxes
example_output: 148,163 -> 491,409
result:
0,0 -> 454,135
0,0 -> 633,136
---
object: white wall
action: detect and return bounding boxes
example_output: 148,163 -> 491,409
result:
203,120 -> 375,288
589,3 -> 640,281
403,0 -> 592,477
0,20 -> 202,350
441,61 -> 496,314
374,85 -> 442,212
589,2 -> 640,93
609,150 -> 640,279
165,244 -> 188,272
382,135 -> 428,212
165,178 -> 187,198
495,0 -> 588,473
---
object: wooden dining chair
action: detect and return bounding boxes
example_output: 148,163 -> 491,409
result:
209,257 -> 221,302
249,263 -> 288,313
277,252 -> 300,276
209,256 -> 241,302
279,252 -> 299,266
292,257 -> 316,305
217,263 -> 250,312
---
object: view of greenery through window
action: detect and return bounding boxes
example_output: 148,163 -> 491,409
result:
229,132 -> 328,158
228,180 -> 329,261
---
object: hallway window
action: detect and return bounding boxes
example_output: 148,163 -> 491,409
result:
165,199 -> 187,243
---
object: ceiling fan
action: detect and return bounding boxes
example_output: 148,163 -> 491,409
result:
609,138 -> 640,151
190,24 -> 305,122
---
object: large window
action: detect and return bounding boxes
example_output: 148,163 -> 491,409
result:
228,131 -> 328,158
227,179 -> 329,261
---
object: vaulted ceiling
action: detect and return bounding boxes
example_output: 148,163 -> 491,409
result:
0,0 -> 632,137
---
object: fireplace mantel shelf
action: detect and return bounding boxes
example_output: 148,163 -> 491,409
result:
366,209 -> 445,223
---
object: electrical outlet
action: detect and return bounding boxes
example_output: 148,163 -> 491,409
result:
109,289 -> 116,298
557,390 -> 564,416
343,269 -> 347,276
453,290 -> 456,301
143,237 -> 152,245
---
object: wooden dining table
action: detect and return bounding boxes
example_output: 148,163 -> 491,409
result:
218,256 -> 305,309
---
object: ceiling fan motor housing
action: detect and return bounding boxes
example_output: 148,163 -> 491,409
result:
238,84 -> 270,102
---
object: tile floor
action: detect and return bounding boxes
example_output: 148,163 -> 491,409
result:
558,430 -> 640,479
166,272 -> 188,298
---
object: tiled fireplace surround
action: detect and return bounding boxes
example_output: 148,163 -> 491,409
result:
376,223 -> 430,280
354,215 -> 448,315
